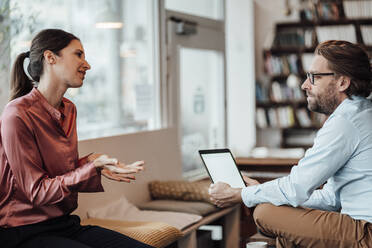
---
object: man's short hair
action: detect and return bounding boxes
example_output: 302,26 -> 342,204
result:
315,40 -> 372,98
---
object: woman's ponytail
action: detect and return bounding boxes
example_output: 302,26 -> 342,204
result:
9,52 -> 34,101
9,29 -> 79,101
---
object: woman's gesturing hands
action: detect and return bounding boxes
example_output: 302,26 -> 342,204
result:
88,154 -> 145,183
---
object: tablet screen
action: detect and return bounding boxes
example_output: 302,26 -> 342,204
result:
199,149 -> 246,188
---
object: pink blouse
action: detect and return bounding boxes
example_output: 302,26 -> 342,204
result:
0,88 -> 103,228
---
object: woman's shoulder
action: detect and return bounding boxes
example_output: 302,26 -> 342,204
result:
2,95 -> 35,123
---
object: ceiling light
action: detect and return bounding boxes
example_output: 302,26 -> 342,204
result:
95,7 -> 123,29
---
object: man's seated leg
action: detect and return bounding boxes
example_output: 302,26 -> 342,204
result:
253,203 -> 371,248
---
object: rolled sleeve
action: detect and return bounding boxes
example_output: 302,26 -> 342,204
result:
240,114 -> 360,208
241,185 -> 260,207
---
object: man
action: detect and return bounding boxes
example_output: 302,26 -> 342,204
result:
209,40 -> 372,248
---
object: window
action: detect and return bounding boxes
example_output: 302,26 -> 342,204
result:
165,0 -> 224,20
9,0 -> 160,139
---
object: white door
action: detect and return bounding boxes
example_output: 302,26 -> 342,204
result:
166,10 -> 226,178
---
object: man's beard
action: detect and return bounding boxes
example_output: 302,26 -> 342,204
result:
307,82 -> 339,115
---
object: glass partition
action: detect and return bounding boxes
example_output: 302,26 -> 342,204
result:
179,47 -> 225,174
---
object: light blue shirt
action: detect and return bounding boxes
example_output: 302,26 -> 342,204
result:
242,96 -> 372,222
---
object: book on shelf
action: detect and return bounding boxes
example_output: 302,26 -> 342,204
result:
296,108 -> 312,127
257,107 -> 296,129
271,81 -> 283,102
286,74 -> 305,101
256,82 -> 268,103
316,1 -> 340,21
287,54 -> 300,74
268,108 -> 278,128
303,29 -> 315,49
284,106 -> 296,128
270,79 -> 305,103
257,105 -> 322,129
301,53 -> 315,72
285,130 -> 317,147
311,112 -> 327,127
256,108 -> 268,129
361,25 -> 372,46
316,25 -> 357,43
300,0 -> 341,22
273,28 -> 315,48
264,54 -> 300,76
343,0 -> 372,19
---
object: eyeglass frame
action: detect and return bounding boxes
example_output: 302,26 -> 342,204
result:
306,72 -> 335,85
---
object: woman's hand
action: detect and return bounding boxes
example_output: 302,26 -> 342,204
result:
101,161 -> 145,183
88,153 -> 145,183
89,154 -> 118,168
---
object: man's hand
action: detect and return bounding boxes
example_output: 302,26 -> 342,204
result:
209,182 -> 242,208
243,175 -> 260,186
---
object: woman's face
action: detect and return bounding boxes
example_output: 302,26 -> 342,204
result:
53,39 -> 91,88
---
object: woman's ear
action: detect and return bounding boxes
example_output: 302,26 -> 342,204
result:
43,50 -> 56,65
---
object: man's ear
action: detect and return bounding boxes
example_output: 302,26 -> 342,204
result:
338,76 -> 351,93
43,50 -> 56,65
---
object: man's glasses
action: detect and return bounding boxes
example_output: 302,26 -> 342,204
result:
306,72 -> 335,85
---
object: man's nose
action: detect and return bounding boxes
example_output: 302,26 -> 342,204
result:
301,77 -> 311,90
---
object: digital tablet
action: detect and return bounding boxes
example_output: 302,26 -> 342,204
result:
199,148 -> 246,188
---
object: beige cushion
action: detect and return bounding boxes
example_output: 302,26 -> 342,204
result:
82,218 -> 182,248
138,200 -> 219,216
149,180 -> 212,203
87,197 -> 202,230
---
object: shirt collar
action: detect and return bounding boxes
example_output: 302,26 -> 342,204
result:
331,95 -> 364,117
30,87 -> 66,122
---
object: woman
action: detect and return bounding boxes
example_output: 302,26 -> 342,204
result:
0,29 -> 153,248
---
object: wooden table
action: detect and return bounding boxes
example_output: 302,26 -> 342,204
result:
236,157 -> 300,180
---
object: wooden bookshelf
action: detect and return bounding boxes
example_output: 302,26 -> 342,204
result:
256,0 -> 371,149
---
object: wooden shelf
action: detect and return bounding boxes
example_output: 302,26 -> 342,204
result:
236,157 -> 299,176
270,73 -> 306,81
256,100 -> 307,108
276,18 -> 372,29
236,157 -> 300,167
267,47 -> 316,55
282,126 -> 320,131
282,143 -> 313,149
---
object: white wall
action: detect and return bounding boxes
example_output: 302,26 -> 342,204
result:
226,0 -> 256,156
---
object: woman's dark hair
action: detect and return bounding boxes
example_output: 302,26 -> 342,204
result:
10,29 -> 79,101
315,40 -> 372,98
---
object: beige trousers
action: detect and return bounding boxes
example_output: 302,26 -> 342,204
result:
253,203 -> 372,248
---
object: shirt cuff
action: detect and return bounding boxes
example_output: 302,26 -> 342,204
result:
241,185 -> 260,207
65,161 -> 104,192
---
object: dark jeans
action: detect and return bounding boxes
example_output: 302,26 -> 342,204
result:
0,215 -> 154,248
